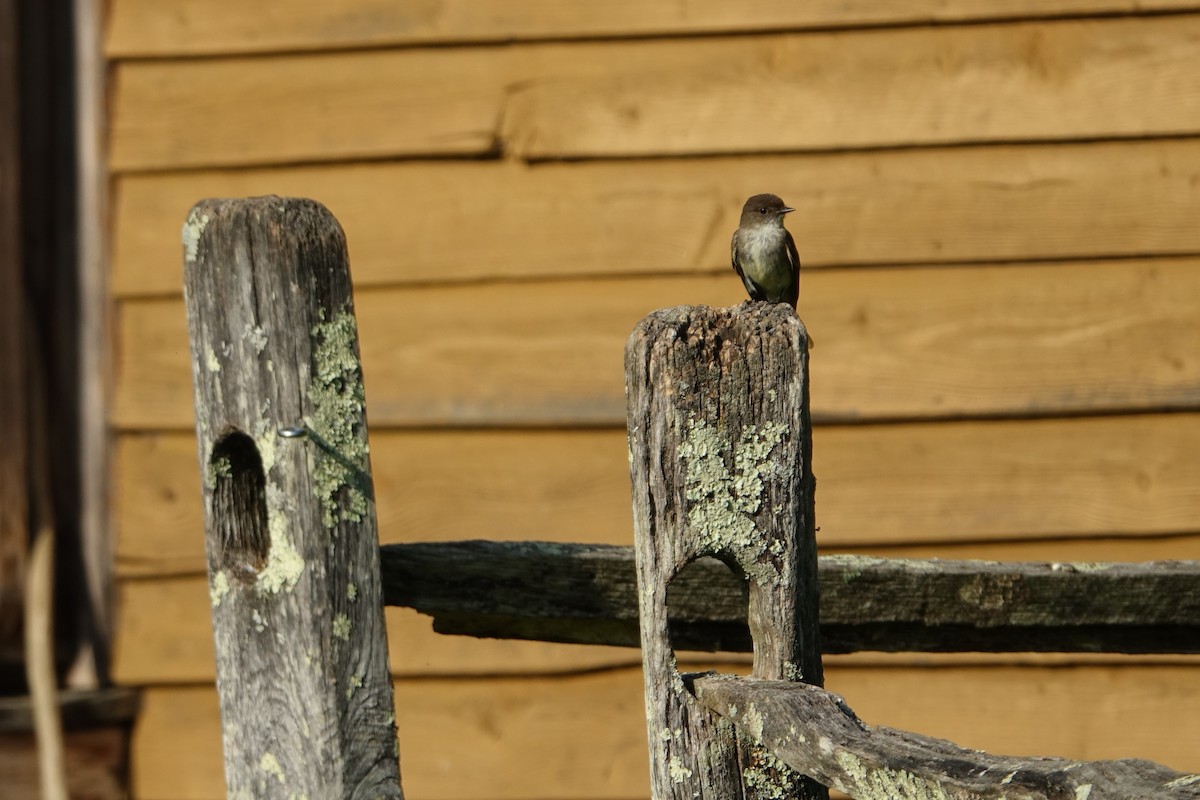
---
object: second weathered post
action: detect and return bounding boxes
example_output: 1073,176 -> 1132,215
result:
626,303 -> 825,799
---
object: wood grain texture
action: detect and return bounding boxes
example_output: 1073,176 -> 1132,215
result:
129,664 -> 1200,800
183,198 -> 400,798
626,304 -> 825,799
109,14 -> 1200,169
500,15 -> 1200,160
111,139 -> 1200,297
114,413 -> 1200,577
103,0 -> 1200,56
109,47 -> 511,170
114,262 -> 1200,429
694,675 -> 1200,800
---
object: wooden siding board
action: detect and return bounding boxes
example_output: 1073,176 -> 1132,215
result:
112,263 -> 1200,430
112,139 -> 1200,297
109,48 -> 509,170
104,1 -> 1200,56
110,15 -> 1200,169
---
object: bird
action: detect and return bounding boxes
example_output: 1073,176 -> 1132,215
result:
730,193 -> 801,309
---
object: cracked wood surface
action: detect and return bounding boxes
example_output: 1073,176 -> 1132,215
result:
184,197 -> 401,799
626,304 -> 826,799
379,541 -> 1200,654
692,675 -> 1200,800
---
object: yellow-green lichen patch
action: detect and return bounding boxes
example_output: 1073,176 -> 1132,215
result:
1059,562 -> 1117,573
1166,775 -> 1200,788
182,209 -> 210,264
677,418 -> 787,581
309,310 -> 370,528
957,573 -> 1017,612
832,554 -> 947,573
206,455 -> 232,490
346,582 -> 358,601
205,344 -> 221,373
667,756 -> 693,783
346,673 -> 363,700
209,570 -> 230,607
835,750 -> 951,800
743,750 -> 802,799
333,614 -> 352,640
742,702 -> 765,741
256,485 -> 305,595
253,417 -> 278,474
1075,785 -> 1092,800
243,322 -> 268,354
259,752 -> 285,786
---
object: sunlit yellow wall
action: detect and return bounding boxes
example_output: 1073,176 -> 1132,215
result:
104,3 -> 1200,797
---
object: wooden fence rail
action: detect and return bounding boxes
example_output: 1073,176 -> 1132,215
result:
378,541 -> 1200,654
692,675 -> 1200,800
183,197 -> 1199,800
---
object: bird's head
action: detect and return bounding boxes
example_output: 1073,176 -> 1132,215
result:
739,193 -> 794,228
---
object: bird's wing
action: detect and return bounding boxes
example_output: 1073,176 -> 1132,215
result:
784,229 -> 801,309
731,231 -> 762,300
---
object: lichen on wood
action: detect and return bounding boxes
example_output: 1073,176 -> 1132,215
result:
183,196 -> 402,799
626,303 -> 824,799
309,310 -> 371,528
694,675 -> 1200,800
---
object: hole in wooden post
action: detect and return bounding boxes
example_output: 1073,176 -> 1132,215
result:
667,556 -> 751,669
209,430 -> 269,582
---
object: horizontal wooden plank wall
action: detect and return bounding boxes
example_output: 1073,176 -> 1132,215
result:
110,14 -> 1200,168
104,3 -> 1200,799
103,0 -> 1200,56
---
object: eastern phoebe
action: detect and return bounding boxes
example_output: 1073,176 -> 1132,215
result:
731,193 -> 800,309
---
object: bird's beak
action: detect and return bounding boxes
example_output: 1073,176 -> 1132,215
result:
781,207 -> 795,214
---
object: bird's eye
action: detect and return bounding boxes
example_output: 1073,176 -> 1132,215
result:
758,207 -> 767,214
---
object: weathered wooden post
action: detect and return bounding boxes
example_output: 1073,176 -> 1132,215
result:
626,303 -> 825,799
182,197 -> 402,799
